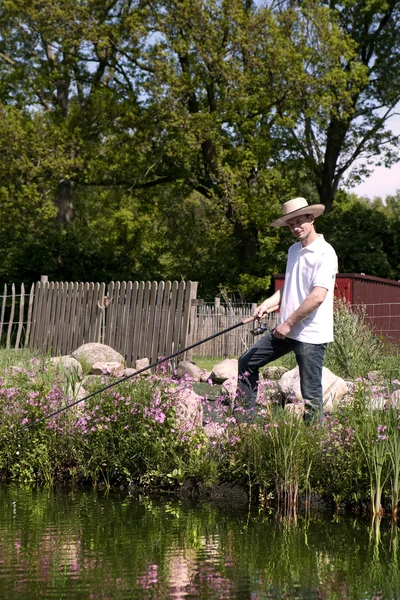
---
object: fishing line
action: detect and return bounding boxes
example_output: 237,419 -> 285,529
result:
2,315 -> 264,443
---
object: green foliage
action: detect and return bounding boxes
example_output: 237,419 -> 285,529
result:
0,0 -> 398,297
325,298 -> 383,379
321,194 -> 397,279
310,413 -> 366,506
2,348 -> 400,518
346,385 -> 400,516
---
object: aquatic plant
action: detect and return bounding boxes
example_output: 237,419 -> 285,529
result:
348,378 -> 394,516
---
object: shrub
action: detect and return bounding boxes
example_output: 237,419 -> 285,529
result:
325,298 -> 382,379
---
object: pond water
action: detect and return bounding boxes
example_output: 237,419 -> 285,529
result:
0,484 -> 399,600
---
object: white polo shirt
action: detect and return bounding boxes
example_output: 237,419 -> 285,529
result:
279,234 -> 338,344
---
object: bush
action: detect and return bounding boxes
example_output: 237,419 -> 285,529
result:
325,298 -> 383,379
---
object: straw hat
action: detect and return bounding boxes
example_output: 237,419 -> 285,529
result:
270,197 -> 325,227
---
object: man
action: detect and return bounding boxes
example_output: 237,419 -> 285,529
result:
236,197 -> 338,421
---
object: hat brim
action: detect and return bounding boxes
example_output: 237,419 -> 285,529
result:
269,204 -> 325,227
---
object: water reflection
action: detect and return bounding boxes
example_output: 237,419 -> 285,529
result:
0,485 -> 399,599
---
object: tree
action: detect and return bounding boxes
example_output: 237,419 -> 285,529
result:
274,0 -> 400,212
320,191 -> 396,278
1,0 -> 395,297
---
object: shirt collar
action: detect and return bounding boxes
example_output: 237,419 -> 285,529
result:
300,234 -> 324,253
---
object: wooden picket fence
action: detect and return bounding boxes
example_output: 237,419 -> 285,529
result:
0,280 -> 198,366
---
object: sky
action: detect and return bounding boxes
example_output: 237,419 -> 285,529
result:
347,113 -> 400,200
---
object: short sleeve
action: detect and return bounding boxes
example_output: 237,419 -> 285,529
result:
312,247 -> 338,291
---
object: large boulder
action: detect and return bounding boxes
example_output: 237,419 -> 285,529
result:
278,366 -> 349,412
211,359 -> 238,384
176,360 -> 203,382
72,343 -> 124,370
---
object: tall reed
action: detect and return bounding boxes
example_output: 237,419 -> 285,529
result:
350,384 -> 390,516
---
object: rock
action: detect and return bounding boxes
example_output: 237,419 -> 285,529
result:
174,387 -> 203,430
366,370 -> 385,385
211,358 -> 238,383
278,366 -> 348,412
181,479 -> 248,505
123,368 -> 137,378
65,385 -> 87,403
203,422 -> 226,439
388,389 -> 400,409
72,343 -> 124,370
262,365 -> 288,381
257,380 -> 281,404
221,375 -> 237,398
176,360 -> 203,382
200,370 -> 212,382
135,358 -> 150,371
90,361 -> 125,377
50,355 -> 83,378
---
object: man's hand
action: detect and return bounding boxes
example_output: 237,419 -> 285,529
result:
273,287 -> 328,339
254,299 -> 270,318
273,322 -> 291,339
253,291 -> 281,318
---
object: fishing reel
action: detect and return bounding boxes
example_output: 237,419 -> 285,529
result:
250,317 -> 271,336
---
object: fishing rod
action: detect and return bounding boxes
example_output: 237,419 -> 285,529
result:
2,314 -> 275,442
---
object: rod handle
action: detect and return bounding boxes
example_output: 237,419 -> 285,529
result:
242,316 -> 256,324
242,305 -> 280,324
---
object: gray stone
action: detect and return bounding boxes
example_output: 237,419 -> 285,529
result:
90,361 -> 125,377
211,358 -> 238,383
221,375 -> 237,398
174,387 -> 203,429
200,370 -> 212,382
123,367 -> 137,378
51,355 -> 83,378
388,389 -> 400,409
72,343 -> 124,369
257,381 -> 281,404
135,357 -> 150,371
65,384 -> 87,403
278,366 -> 348,412
176,360 -> 203,382
262,365 -> 288,381
203,422 -> 226,439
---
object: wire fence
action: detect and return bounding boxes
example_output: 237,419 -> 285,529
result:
360,301 -> 400,343
189,300 -> 279,358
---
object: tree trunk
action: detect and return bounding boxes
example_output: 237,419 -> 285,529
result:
55,179 -> 74,223
316,117 -> 348,213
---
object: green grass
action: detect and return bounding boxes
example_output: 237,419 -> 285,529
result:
192,355 -> 293,372
191,357 -> 222,372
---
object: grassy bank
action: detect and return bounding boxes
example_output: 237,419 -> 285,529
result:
0,346 -> 399,518
1,300 -> 400,517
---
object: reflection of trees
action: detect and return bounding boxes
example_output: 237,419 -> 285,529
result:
0,487 -> 400,598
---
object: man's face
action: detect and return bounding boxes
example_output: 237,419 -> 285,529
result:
286,214 -> 314,242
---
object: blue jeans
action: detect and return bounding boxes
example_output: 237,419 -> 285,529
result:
237,331 -> 327,420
